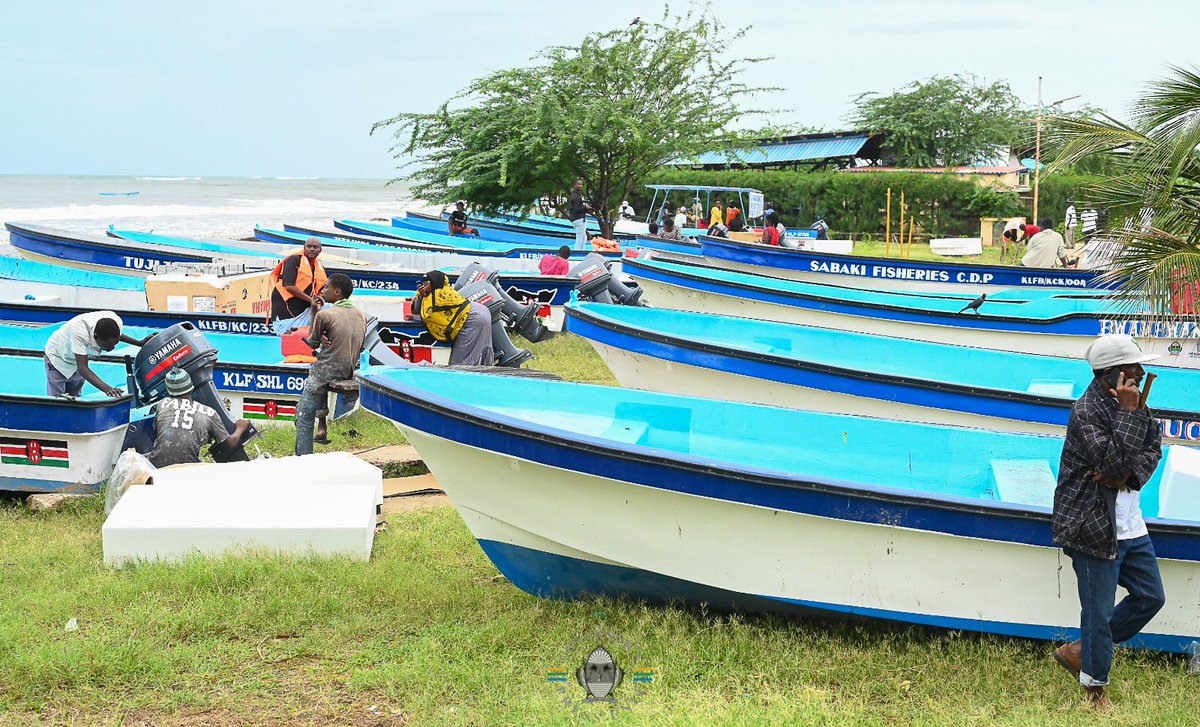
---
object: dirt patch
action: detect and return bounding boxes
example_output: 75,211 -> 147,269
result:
381,474 -> 450,514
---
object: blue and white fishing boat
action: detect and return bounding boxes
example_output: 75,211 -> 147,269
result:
0,353 -> 133,493
358,366 -> 1200,653
334,219 -> 624,262
395,212 -> 588,247
698,235 -> 1106,293
625,258 -> 1200,369
0,255 -> 149,309
563,302 -> 1200,445
0,321 -> 378,425
5,223 -> 580,307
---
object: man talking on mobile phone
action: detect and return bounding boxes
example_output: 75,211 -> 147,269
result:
1050,334 -> 1165,708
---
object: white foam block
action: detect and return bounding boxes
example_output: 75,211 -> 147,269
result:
930,238 -> 984,256
153,453 -> 384,507
103,480 -> 377,566
1158,445 -> 1200,522
991,459 -> 1057,509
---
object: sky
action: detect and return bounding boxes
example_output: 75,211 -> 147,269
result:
2,1 -> 1196,179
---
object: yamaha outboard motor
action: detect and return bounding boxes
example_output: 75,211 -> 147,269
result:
457,280 -> 533,368
129,322 -> 257,461
568,253 -> 614,304
455,262 -> 551,343
568,253 -> 645,306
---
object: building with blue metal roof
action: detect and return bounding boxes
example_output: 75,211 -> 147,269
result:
670,130 -> 885,171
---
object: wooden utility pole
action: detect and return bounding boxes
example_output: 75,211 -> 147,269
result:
885,187 -> 892,256
1033,75 -> 1043,223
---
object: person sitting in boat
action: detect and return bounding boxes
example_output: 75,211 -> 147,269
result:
760,211 -> 783,246
43,311 -> 150,398
269,237 -> 327,322
295,274 -> 367,456
658,218 -> 683,241
1050,334 -> 1165,708
1021,218 -> 1074,268
539,245 -> 572,275
647,222 -> 659,237
147,368 -> 250,468
619,200 -> 636,220
447,201 -> 480,237
411,270 -> 494,366
726,204 -> 745,232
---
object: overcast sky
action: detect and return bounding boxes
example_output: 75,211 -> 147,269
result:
2,1 -> 1196,178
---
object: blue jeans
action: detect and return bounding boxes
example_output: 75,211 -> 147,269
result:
572,218 -> 588,249
1065,535 -> 1166,686
293,378 -> 328,456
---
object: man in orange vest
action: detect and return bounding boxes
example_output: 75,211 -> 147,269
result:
269,237 -> 328,321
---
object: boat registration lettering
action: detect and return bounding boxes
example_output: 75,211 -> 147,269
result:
1160,418 -> 1200,441
1019,275 -> 1087,287
350,278 -> 401,291
218,371 -> 307,392
1100,320 -> 1200,339
195,319 -> 271,335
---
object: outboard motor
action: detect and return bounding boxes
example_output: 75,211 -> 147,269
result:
455,262 -> 551,342
568,253 -> 614,304
129,322 -> 257,461
457,280 -> 534,368
568,253 -> 646,306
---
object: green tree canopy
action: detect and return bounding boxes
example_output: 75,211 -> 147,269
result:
372,7 -> 770,236
850,74 -> 1024,167
1045,65 -> 1200,317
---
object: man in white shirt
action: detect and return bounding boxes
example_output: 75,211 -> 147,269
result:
43,311 -> 150,397
673,207 -> 687,230
1021,218 -> 1072,269
618,200 -> 635,220
1064,202 -> 1078,248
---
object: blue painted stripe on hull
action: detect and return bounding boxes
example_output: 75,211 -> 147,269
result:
0,395 -> 132,434
478,538 -> 1195,653
0,475 -> 105,494
700,236 -> 1105,290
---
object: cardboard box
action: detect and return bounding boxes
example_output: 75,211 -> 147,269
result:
144,270 -> 273,316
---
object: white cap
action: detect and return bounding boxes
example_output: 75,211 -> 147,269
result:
1084,334 -> 1159,370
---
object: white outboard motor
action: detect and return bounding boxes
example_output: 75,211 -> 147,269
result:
455,262 -> 551,342
127,322 -> 258,462
457,280 -> 534,368
569,253 -> 645,306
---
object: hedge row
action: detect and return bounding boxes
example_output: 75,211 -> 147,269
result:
636,169 -> 1101,238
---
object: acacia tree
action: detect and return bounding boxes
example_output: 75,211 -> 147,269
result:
372,7 -> 770,237
1045,65 -> 1200,317
850,75 -> 1024,167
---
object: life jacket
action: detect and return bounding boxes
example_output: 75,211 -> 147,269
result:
762,227 -> 781,246
271,252 -> 328,303
590,237 -> 620,252
419,284 -> 471,344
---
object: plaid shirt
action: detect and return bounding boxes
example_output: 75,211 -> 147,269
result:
1052,378 -> 1162,559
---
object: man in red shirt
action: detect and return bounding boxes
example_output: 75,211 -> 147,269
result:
1020,222 -> 1041,241
538,245 -> 571,275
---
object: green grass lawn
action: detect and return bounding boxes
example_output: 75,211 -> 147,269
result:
847,239 -> 1007,265
3,335 -> 1198,725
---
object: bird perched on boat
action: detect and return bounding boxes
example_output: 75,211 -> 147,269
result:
958,293 -> 987,315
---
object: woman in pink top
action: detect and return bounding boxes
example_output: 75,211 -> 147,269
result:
539,245 -> 572,275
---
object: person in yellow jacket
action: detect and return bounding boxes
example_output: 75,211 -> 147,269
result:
709,199 -> 724,227
270,237 -> 328,321
411,270 -> 495,365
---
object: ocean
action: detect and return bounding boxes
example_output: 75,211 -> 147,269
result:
0,175 -> 418,241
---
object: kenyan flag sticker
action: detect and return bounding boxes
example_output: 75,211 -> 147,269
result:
243,397 -> 296,421
0,437 -> 69,468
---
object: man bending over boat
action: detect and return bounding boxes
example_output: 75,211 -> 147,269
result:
270,236 -> 327,322
294,274 -> 367,456
43,311 -> 150,397
147,368 -> 250,467
447,201 -> 480,237
1051,334 -> 1165,708
1021,218 -> 1075,269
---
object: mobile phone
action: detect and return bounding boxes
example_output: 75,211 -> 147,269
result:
1103,369 -> 1122,390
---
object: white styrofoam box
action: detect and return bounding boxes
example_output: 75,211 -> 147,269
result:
991,459 -> 1057,509
102,480 -> 377,566
1157,445 -> 1200,521
930,238 -> 984,256
153,452 -> 384,507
